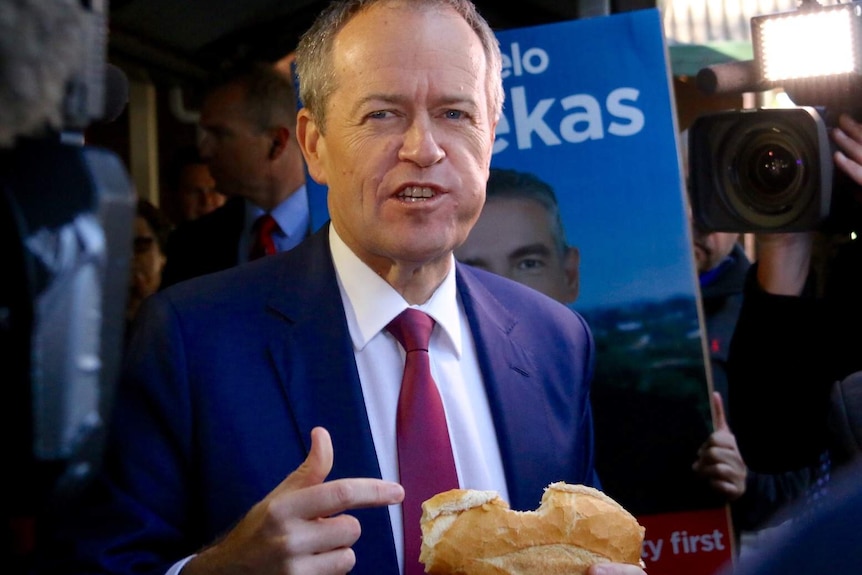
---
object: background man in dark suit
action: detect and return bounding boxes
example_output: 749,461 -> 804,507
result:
160,61 -> 310,288
36,2 -> 647,575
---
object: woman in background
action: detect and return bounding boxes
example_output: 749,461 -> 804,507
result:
126,199 -> 172,334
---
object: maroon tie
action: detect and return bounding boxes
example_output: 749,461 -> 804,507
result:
249,213 -> 279,261
386,309 -> 459,575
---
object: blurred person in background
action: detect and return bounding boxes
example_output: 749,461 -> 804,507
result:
126,199 -> 171,333
163,146 -> 224,224
160,61 -> 309,288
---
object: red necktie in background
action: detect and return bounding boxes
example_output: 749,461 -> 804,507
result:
249,213 -> 279,261
386,309 -> 459,575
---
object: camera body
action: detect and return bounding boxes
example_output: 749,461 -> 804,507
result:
688,106 -> 839,233
688,0 -> 862,234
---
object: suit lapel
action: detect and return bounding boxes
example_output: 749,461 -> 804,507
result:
456,264 -> 557,511
264,226 -> 398,575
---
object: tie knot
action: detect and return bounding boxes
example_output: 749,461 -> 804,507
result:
254,213 -> 279,236
250,213 -> 280,260
386,309 -> 434,353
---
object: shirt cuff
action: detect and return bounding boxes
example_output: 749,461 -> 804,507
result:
167,554 -> 196,575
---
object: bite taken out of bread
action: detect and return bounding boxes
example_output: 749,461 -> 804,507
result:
419,482 -> 645,575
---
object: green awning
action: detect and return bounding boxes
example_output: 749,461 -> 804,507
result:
669,41 -> 754,77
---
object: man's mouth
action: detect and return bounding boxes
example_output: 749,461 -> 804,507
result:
397,186 -> 436,202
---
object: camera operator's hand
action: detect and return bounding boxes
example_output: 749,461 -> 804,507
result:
832,113 -> 862,187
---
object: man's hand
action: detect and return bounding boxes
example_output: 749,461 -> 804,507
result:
184,427 -> 405,575
692,392 -> 747,501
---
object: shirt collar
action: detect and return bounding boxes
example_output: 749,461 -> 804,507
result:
329,225 -> 462,356
244,184 -> 309,240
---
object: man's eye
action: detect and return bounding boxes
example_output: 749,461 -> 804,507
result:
444,110 -> 466,120
368,110 -> 392,120
517,258 -> 545,271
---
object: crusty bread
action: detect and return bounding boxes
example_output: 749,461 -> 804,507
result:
419,482 -> 645,575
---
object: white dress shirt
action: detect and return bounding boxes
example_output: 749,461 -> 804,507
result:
329,224 -> 509,574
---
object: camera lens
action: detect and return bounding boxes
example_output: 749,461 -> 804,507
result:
728,127 -> 811,217
745,144 -> 800,196
696,107 -> 831,232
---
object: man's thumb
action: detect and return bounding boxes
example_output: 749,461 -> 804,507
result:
712,391 -> 729,431
280,426 -> 334,491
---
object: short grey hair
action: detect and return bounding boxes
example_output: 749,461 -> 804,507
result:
204,61 -> 298,133
294,0 -> 504,133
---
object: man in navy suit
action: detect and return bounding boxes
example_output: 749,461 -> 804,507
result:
160,61 -> 310,288
37,2 -> 647,575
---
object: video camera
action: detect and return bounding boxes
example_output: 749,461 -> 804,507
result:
689,1 -> 862,233
1,0 -> 134,534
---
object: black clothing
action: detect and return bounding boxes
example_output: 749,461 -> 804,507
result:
700,245 -> 814,533
701,243 -> 750,402
727,238 -> 862,473
160,197 -> 246,289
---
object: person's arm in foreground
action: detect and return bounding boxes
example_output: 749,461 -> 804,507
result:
183,427 -> 404,575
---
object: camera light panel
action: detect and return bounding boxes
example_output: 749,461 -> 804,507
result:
754,3 -> 860,82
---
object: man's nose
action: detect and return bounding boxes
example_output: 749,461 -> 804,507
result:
398,116 -> 445,167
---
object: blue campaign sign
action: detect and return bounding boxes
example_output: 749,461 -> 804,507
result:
492,11 -> 733,573
492,9 -> 691,312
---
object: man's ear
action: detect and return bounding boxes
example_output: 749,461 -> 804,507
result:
562,246 -> 580,303
296,109 -> 327,185
267,126 -> 290,159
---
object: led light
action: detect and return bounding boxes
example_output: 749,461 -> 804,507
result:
753,3 -> 861,83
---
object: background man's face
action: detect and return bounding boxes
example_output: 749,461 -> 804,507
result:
177,163 -> 224,221
198,84 -> 272,199
456,197 -> 580,304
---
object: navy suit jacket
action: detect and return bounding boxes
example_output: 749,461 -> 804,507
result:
40,224 -> 599,575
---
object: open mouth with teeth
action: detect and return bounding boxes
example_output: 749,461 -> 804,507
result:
397,186 -> 436,201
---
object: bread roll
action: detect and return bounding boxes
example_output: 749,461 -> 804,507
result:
419,482 -> 645,575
